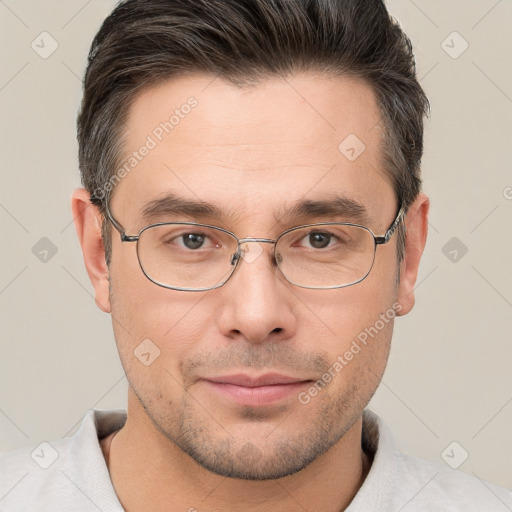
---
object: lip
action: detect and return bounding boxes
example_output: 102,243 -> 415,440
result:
206,373 -> 308,387
202,373 -> 312,406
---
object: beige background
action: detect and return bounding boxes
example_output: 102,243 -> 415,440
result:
0,0 -> 511,490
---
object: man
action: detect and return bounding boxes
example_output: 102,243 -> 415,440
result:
1,0 -> 510,510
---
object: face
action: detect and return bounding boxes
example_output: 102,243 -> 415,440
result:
78,73 -> 424,480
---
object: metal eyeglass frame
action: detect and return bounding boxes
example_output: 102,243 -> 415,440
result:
104,203 -> 406,291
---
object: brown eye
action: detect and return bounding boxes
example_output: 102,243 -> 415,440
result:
308,232 -> 332,249
181,233 -> 206,250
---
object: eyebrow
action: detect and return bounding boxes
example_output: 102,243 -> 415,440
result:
141,193 -> 223,223
276,196 -> 369,225
140,192 -> 370,225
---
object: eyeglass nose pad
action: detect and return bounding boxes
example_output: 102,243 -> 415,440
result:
230,252 -> 240,266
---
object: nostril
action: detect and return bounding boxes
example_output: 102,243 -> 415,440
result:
272,327 -> 282,333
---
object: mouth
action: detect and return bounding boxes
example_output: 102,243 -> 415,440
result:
202,373 -> 313,407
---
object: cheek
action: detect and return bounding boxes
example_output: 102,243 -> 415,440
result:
109,240 -> 206,336
309,271 -> 396,337
314,308 -> 394,409
302,273 -> 398,383
108,256 -> 215,386
110,291 -> 216,414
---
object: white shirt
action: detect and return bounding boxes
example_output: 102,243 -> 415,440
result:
0,409 -> 510,511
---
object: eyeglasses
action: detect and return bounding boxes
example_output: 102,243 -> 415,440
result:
104,204 -> 405,291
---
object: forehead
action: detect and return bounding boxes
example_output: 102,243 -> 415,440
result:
111,73 -> 395,227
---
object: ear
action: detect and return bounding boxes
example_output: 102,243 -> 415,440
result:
71,188 -> 111,313
396,192 -> 429,316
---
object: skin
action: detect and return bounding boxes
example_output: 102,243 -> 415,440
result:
72,72 -> 429,511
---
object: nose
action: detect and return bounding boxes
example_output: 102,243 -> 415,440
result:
216,240 -> 297,344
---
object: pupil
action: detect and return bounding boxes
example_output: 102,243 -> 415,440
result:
183,233 -> 205,249
309,232 -> 330,249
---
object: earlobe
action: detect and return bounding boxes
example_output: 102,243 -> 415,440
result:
71,188 -> 111,313
396,192 -> 429,316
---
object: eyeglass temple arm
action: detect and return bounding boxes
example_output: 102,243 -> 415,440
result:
374,205 -> 406,245
103,203 -> 139,242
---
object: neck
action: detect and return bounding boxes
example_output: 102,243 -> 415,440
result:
103,392 -> 370,512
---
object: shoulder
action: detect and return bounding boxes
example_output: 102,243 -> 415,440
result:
0,409 -> 126,512
351,410 -> 512,512
395,450 -> 512,511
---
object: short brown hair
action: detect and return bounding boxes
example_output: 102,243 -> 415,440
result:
77,0 -> 430,264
